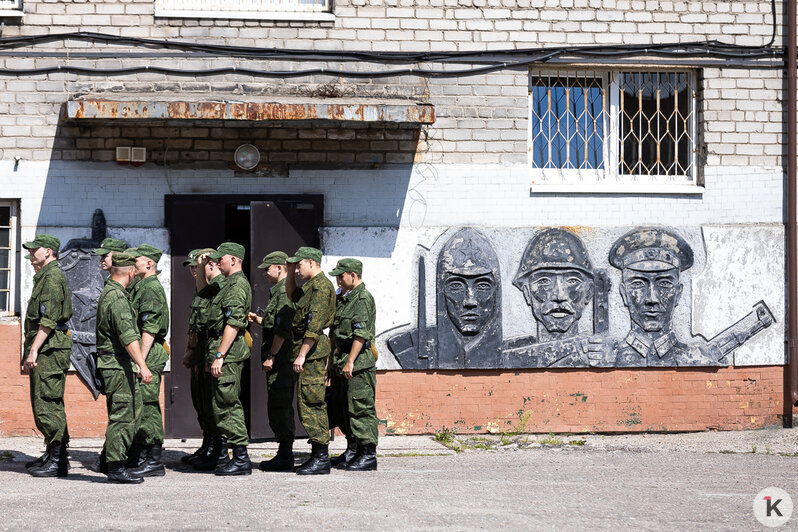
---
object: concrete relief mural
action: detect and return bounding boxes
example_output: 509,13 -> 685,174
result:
60,209 -> 108,398
384,226 -> 775,370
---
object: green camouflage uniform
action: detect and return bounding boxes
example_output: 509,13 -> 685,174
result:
260,278 -> 296,442
290,272 -> 336,445
130,275 -> 170,446
330,282 -> 378,446
24,260 -> 73,446
96,279 -> 142,463
204,271 -> 251,446
191,275 -> 224,435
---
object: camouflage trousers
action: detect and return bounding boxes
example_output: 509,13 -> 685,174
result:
133,343 -> 168,446
29,348 -> 71,445
297,356 -> 329,445
329,369 -> 378,446
101,368 -> 142,463
211,360 -> 248,446
190,363 -> 216,436
266,353 -> 295,442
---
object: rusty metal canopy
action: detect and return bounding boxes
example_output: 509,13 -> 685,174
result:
66,95 -> 434,124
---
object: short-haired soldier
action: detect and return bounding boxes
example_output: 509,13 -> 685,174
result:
95,252 -> 153,484
21,234 -> 74,477
328,258 -> 379,471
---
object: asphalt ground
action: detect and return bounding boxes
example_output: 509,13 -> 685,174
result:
0,429 -> 797,531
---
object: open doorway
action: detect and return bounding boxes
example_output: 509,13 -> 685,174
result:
164,194 -> 323,440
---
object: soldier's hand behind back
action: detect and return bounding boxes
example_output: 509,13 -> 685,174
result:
139,365 -> 153,384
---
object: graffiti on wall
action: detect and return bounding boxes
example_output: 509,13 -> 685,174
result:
386,226 -> 775,370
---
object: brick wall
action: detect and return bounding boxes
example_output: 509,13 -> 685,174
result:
376,366 -> 785,434
0,0 -> 787,168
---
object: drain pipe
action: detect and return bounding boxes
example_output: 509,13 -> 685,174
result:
787,0 -> 797,423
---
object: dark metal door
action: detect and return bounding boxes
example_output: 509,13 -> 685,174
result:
164,194 -> 322,439
249,201 -> 316,438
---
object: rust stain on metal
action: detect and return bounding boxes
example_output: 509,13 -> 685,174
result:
67,99 -> 436,124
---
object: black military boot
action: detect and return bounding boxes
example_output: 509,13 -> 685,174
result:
106,461 -> 144,484
331,437 -> 358,470
130,444 -> 166,477
296,443 -> 330,475
218,437 -> 230,465
25,447 -> 49,470
259,439 -> 294,472
182,434 -> 210,464
125,443 -> 145,469
89,447 -> 108,474
29,442 -> 69,477
215,445 -> 252,476
346,443 -> 377,471
193,435 -> 223,471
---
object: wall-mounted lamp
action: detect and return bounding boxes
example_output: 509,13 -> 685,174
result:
234,143 -> 260,170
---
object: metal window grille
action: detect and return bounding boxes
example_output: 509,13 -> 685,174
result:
618,72 -> 694,178
0,203 -> 17,314
529,72 -> 607,172
154,0 -> 331,15
0,0 -> 22,10
530,70 -> 697,188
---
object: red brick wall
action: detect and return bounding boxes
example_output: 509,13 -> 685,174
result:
0,321 -> 786,437
376,367 -> 786,434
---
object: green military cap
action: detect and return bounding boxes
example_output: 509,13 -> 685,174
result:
257,251 -> 288,269
209,242 -> 245,261
92,237 -> 127,256
183,248 -> 202,267
286,246 -> 322,264
111,252 -> 137,267
194,248 -> 218,263
133,243 -> 163,263
23,234 -> 60,253
328,258 -> 362,276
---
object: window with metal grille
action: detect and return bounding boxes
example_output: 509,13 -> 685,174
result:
0,202 -> 18,315
154,0 -> 333,21
529,70 -> 698,192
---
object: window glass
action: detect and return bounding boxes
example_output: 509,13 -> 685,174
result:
530,74 -> 605,170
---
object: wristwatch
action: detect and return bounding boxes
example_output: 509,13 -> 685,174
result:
215,351 -> 225,359
267,353 -> 277,359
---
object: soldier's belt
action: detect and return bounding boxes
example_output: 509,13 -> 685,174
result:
208,329 -> 245,339
54,323 -> 69,332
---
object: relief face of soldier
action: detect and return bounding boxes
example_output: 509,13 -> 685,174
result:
524,268 -> 592,335
620,268 -> 682,334
442,272 -> 497,336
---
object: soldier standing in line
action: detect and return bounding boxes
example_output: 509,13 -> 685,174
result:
328,259 -> 379,471
186,248 -> 229,471
92,237 -> 128,271
247,251 -> 296,472
127,244 -> 170,477
21,234 -> 74,477
180,249 -> 210,464
285,246 -> 336,476
95,252 -> 152,484
205,242 -> 252,476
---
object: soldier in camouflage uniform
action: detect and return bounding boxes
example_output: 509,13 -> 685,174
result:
328,258 -> 379,471
186,248 -> 229,471
21,234 -> 73,477
180,248 -> 211,464
127,244 -> 170,477
205,242 -> 252,476
285,246 -> 336,476
92,237 -> 128,271
95,252 -> 152,484
247,251 -> 296,471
